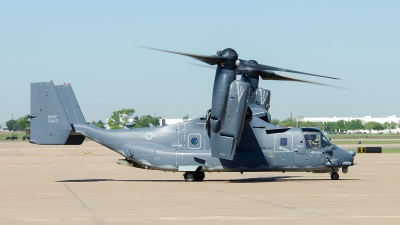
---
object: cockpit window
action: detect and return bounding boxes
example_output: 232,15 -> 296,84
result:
321,134 -> 332,148
304,132 -> 321,149
303,129 -> 332,149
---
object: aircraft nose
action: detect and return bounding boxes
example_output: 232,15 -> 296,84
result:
341,149 -> 356,166
348,150 -> 356,157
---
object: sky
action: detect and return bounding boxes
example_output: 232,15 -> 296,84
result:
1,1 -> 399,126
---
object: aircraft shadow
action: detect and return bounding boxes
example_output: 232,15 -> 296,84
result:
57,176 -> 359,183
228,176 -> 360,183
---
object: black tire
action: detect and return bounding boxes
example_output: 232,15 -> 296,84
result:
331,172 -> 339,180
195,172 -> 205,181
184,172 -> 196,182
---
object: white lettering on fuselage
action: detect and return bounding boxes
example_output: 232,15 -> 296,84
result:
48,115 -> 58,123
310,151 -> 322,154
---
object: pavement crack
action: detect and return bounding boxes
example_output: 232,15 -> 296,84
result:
209,188 -> 355,225
46,158 -> 103,225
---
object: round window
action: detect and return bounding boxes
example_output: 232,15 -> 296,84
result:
191,138 -> 198,145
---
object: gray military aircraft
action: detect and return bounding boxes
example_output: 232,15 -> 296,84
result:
29,47 -> 355,182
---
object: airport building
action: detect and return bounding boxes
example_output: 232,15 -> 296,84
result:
298,115 -> 400,133
298,115 -> 399,124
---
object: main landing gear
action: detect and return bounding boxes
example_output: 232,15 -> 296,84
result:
183,172 -> 205,182
330,172 -> 339,180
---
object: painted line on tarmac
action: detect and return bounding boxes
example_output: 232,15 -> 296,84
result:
159,215 -> 400,220
332,215 -> 400,218
159,216 -> 301,220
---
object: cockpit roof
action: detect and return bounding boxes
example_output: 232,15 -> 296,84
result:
301,127 -> 322,132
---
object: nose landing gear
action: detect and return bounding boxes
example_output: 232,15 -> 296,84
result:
330,172 -> 339,180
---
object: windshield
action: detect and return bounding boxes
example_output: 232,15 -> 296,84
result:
303,129 -> 332,149
321,133 -> 332,148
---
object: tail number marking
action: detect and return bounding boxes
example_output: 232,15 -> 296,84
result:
48,115 -> 59,123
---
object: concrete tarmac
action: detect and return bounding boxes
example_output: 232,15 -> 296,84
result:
1,141 -> 400,225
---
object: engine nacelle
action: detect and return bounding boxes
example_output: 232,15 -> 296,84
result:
210,80 -> 250,160
209,67 -> 237,133
251,88 -> 271,110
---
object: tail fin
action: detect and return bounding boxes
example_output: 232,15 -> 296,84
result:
30,81 -> 86,145
54,82 -> 86,125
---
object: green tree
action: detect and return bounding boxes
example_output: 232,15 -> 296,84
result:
5,119 -> 19,131
324,122 -> 336,133
364,122 -> 374,133
134,115 -> 162,128
345,119 -> 363,131
91,120 -> 105,129
107,109 -> 135,129
298,121 -> 315,127
278,117 -> 295,127
335,120 -> 346,132
364,121 -> 384,133
183,115 -> 189,121
374,122 -> 384,131
383,122 -> 397,130
298,121 -> 324,130
270,119 -> 279,125
17,116 -> 30,132
313,122 -> 325,131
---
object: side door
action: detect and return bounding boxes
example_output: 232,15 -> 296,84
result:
274,133 -> 293,166
293,132 -> 307,167
176,122 -> 188,167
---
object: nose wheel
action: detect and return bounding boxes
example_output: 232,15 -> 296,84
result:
330,172 -> 339,180
183,172 -> 205,182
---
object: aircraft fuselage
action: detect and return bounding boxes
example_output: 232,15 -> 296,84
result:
73,116 -> 354,174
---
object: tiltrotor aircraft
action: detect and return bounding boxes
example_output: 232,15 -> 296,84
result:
29,47 -> 356,182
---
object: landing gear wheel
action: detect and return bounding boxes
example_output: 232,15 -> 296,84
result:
183,172 -> 196,182
195,172 -> 205,181
331,172 -> 339,180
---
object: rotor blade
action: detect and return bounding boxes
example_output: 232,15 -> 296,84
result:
237,60 -> 340,80
138,46 -> 227,65
188,63 -> 244,76
258,71 -> 348,90
254,64 -> 340,80
187,62 -> 216,69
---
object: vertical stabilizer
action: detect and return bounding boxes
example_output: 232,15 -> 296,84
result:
29,81 -> 85,145
55,83 -> 86,124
